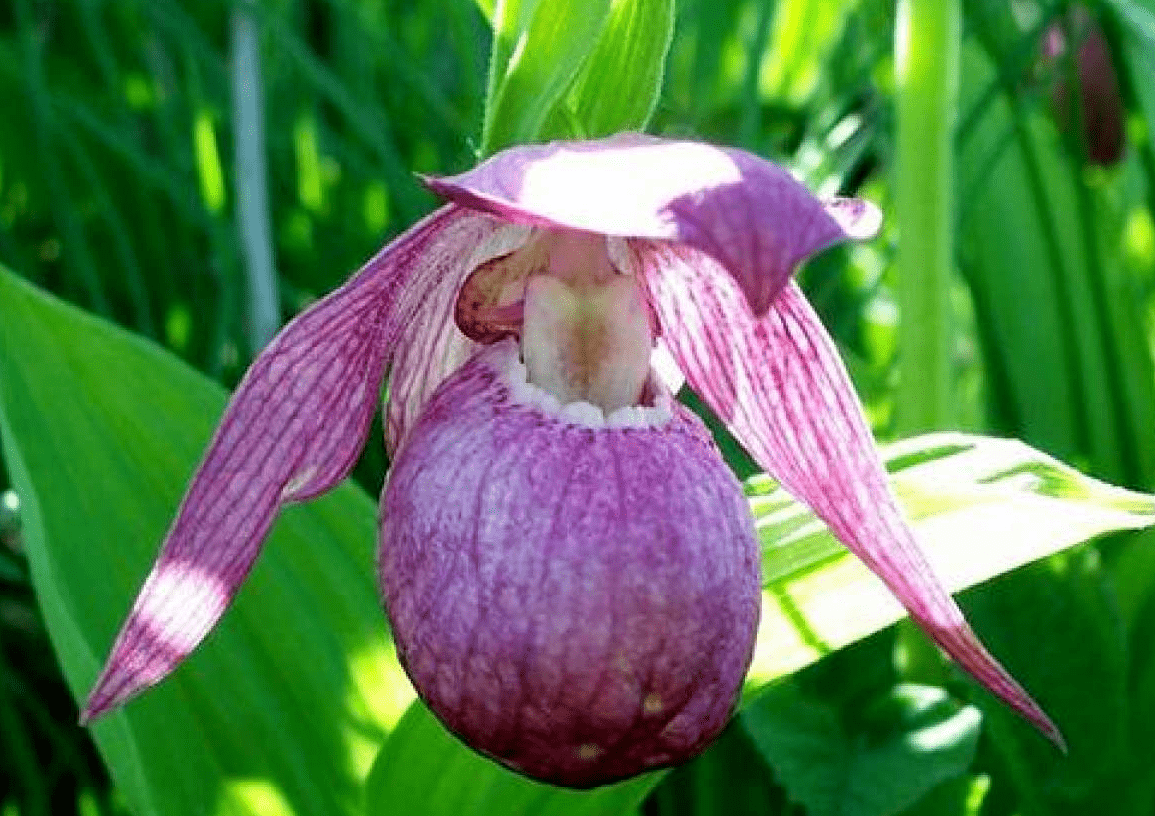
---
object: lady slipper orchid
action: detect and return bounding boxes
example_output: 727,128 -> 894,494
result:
83,133 -> 1063,787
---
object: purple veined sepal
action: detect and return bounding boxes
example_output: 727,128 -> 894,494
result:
635,240 -> 1066,751
425,133 -> 882,316
384,220 -> 535,453
82,206 -> 504,722
378,339 -> 762,787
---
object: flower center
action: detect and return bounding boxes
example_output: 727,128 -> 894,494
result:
456,229 -> 654,413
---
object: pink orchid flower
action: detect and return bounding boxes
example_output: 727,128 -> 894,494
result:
84,133 -> 1061,787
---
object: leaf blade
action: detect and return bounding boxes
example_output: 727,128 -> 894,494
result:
0,267 -> 404,816
747,431 -> 1155,685
481,0 -> 612,155
560,0 -> 675,138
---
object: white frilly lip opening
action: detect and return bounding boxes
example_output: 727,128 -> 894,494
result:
478,338 -> 675,430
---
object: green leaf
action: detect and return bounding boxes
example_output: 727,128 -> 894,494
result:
742,683 -> 982,816
964,552 -> 1145,813
1105,0 -> 1155,56
472,0 -> 496,22
480,0 -> 612,155
745,431 -> 1155,686
364,702 -> 656,816
542,0 -> 675,140
480,0 -> 674,150
0,267 -> 409,816
1127,583 -> 1155,808
1110,0 -> 1155,159
645,721 -> 784,816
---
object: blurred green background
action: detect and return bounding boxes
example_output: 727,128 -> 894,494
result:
3,0 -> 1155,814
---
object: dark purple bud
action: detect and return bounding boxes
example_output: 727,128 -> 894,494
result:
1044,7 -> 1125,166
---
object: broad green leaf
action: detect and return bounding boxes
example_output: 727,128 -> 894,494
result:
746,432 -> 1155,685
480,0 -> 612,155
542,0 -> 675,140
1106,0 -> 1155,55
472,0 -> 496,22
1128,583 -> 1155,809
0,551 -> 22,584
364,702 -> 656,816
0,267 -> 407,816
643,721 -> 783,816
483,0 -> 541,97
742,683 -> 981,816
957,43 -> 1089,463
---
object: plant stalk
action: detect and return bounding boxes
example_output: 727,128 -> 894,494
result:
230,2 -> 280,353
894,0 -> 960,432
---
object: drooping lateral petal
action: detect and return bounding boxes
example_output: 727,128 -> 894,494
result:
425,133 -> 880,315
636,241 -> 1065,749
84,205 -> 488,721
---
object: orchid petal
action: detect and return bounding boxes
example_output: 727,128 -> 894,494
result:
385,221 -> 532,452
425,133 -> 880,314
83,205 -> 484,720
636,241 -> 1065,749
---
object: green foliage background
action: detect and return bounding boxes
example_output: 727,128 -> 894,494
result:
2,0 -> 1155,814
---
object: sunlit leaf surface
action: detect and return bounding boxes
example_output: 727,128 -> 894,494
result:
0,267 -> 405,816
544,0 -> 675,139
747,432 -> 1155,685
480,0 -> 611,154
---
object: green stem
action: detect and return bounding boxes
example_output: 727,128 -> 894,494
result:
894,0 -> 960,432
230,2 -> 281,353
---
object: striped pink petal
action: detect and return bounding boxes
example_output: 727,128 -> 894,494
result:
83,205 -> 491,721
425,133 -> 880,315
635,240 -> 1065,749
384,220 -> 531,453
